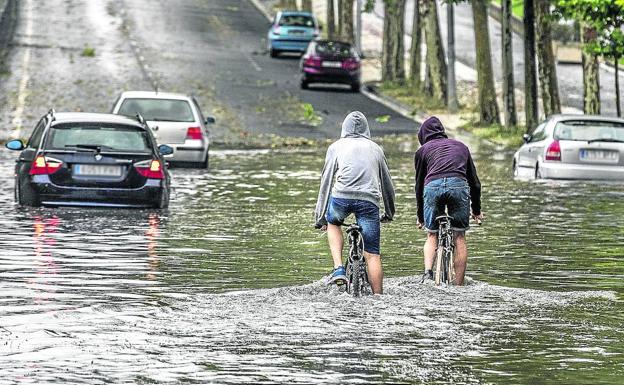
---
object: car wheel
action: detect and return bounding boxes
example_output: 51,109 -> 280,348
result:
512,160 -> 518,177
17,176 -> 40,207
157,188 -> 169,209
201,152 -> 209,169
270,48 -> 279,58
300,80 -> 309,90
351,82 -> 361,92
535,163 -> 542,179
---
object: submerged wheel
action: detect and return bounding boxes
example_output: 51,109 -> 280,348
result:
300,80 -> 309,90
348,261 -> 361,296
157,189 -> 170,209
535,163 -> 543,179
351,82 -> 361,92
270,48 -> 279,58
512,160 -> 519,177
446,250 -> 455,285
17,176 -> 40,207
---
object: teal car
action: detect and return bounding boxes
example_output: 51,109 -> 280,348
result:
267,11 -> 319,58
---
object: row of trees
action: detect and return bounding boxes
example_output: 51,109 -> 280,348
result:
284,0 -> 624,130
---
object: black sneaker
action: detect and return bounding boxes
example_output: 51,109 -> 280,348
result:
420,269 -> 434,283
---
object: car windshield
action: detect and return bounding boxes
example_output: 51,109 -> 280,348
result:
554,121 -> 624,142
118,98 -> 195,122
315,41 -> 353,56
47,124 -> 151,152
278,15 -> 314,27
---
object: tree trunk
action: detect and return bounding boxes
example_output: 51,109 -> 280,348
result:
616,58 -> 621,118
447,2 -> 458,112
535,0 -> 561,117
381,0 -> 406,83
337,0 -> 343,38
326,0 -> 335,39
501,0 -> 517,127
421,0 -> 446,103
523,0 -> 538,132
339,0 -> 354,43
581,25 -> 600,114
301,0 -> 313,11
280,0 -> 298,10
409,0 -> 422,90
471,0 -> 499,125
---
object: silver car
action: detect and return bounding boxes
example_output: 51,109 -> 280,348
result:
513,115 -> 624,180
112,91 -> 214,168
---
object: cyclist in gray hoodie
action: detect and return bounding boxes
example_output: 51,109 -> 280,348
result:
314,111 -> 395,294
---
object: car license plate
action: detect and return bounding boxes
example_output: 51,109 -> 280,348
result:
289,30 -> 304,35
579,149 -> 619,163
322,61 -> 342,68
74,164 -> 123,177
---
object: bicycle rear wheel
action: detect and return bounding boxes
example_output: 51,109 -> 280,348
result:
446,249 -> 455,285
347,260 -> 361,296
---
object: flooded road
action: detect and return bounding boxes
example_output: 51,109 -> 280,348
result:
1,138 -> 624,384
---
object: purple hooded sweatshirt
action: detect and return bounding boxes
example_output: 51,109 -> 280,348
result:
414,117 -> 481,224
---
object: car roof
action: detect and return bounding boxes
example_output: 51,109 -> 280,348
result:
51,112 -> 146,129
118,91 -> 192,101
279,11 -> 314,17
548,114 -> 624,125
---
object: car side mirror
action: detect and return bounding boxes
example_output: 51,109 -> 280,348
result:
205,116 -> 216,124
158,144 -> 174,156
5,139 -> 25,151
522,134 -> 531,143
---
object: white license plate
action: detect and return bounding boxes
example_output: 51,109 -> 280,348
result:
288,30 -> 304,35
322,61 -> 342,68
579,149 -> 619,163
74,164 -> 123,177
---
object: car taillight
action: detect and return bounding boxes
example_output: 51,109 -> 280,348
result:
135,159 -> 165,179
342,58 -> 360,70
272,26 -> 281,35
29,155 -> 62,175
313,29 -> 320,37
186,126 -> 203,140
545,140 -> 561,161
303,55 -> 322,67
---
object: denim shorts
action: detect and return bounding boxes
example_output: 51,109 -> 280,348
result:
423,177 -> 470,233
326,196 -> 380,255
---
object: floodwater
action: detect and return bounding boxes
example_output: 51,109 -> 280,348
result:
1,137 -> 623,384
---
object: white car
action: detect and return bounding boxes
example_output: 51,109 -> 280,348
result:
513,114 -> 624,180
112,91 -> 214,168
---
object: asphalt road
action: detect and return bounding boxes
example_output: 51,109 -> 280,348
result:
0,0 -> 416,143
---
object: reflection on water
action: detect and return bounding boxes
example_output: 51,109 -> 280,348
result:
0,143 -> 623,384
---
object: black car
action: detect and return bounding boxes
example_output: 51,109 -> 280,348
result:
300,40 -> 361,91
5,110 -> 173,208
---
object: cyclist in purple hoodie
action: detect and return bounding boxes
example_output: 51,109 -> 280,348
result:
414,116 -> 483,285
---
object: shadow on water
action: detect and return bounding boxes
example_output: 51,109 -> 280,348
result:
1,143 -> 624,383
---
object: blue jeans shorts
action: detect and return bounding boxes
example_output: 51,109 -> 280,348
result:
424,177 -> 470,233
326,197 -> 380,255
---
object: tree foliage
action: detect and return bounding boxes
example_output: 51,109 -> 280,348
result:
554,0 -> 624,59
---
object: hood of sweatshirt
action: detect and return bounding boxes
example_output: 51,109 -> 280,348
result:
417,116 -> 448,145
341,111 -> 371,139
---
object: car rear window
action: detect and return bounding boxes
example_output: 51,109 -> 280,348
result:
47,124 -> 151,152
278,15 -> 315,27
554,121 -> 624,142
118,98 -> 195,122
315,41 -> 353,56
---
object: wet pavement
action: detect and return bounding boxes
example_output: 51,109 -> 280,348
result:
1,137 -> 624,383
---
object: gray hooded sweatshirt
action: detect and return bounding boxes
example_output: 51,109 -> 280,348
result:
314,111 -> 396,227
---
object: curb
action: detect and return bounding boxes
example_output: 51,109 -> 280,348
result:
0,0 -> 18,69
247,0 -> 421,125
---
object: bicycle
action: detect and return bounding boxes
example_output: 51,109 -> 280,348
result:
433,215 -> 455,286
343,224 -> 372,297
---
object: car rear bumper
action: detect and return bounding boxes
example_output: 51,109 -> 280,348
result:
167,140 -> 209,163
539,162 -> 624,180
302,71 -> 360,85
270,39 -> 311,52
31,175 -> 167,207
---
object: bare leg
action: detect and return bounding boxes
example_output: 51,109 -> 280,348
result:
423,232 -> 437,271
326,224 -> 344,268
453,231 -> 467,285
363,251 -> 383,294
